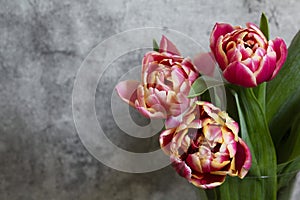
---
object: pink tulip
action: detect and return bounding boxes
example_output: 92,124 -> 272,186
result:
116,36 -> 199,119
160,101 -> 252,189
210,22 -> 287,87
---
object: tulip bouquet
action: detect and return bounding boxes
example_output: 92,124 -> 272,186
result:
116,13 -> 300,199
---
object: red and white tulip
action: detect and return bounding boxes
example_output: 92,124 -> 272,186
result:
160,101 -> 252,189
116,36 -> 199,119
210,23 -> 287,87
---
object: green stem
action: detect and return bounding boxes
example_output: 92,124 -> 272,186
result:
230,86 -> 277,199
253,82 -> 266,113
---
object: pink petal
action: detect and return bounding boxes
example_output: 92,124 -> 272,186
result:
155,78 -> 171,91
142,52 -> 155,72
222,132 -> 237,157
215,36 -> 229,70
188,119 -> 202,129
179,81 -> 190,95
203,124 -> 222,144
235,138 -> 252,178
186,153 -> 203,173
254,47 -> 266,57
226,43 -> 242,63
226,121 -> 239,136
198,147 -> 213,173
211,152 -> 231,169
239,45 -> 253,60
153,89 -> 167,105
136,104 -> 166,119
223,61 -> 257,87
165,116 -> 181,129
171,157 -> 192,180
146,93 -> 161,106
168,103 -> 186,117
246,22 -> 268,44
171,67 -> 186,90
169,94 -> 190,116
181,57 -> 196,73
210,23 -> 235,51
270,37 -> 287,80
172,130 -> 191,153
159,128 -> 176,154
177,92 -> 190,108
254,51 -> 276,84
115,80 -> 140,107
193,52 -> 216,76
159,35 -> 181,55
242,56 -> 261,73
181,58 -> 199,81
144,62 -> 160,85
190,173 -> 226,189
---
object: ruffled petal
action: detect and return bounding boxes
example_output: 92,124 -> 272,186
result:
159,35 -> 181,55
190,173 -> 226,189
171,67 -> 186,90
234,138 -> 252,178
171,157 -> 192,180
223,62 -> 257,87
115,80 -> 140,107
159,128 -> 176,154
254,51 -> 276,84
246,22 -> 268,44
270,37 -> 287,80
136,103 -> 167,119
210,23 -> 235,51
165,116 -> 182,129
215,36 -> 229,70
203,124 -> 223,144
186,153 -> 203,173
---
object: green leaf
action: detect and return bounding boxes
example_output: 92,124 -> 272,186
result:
288,114 -> 300,160
197,188 -> 219,200
218,177 -> 239,200
188,76 -> 224,98
197,189 -> 209,200
266,31 -> 300,150
252,82 -> 266,112
232,89 -> 260,176
277,113 -> 300,162
234,87 -> 277,199
260,13 -> 269,40
219,176 -> 268,200
277,156 -> 300,191
153,39 -> 159,52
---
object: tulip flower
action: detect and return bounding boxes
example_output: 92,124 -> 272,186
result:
159,101 -> 252,189
116,36 -> 199,119
210,22 -> 287,87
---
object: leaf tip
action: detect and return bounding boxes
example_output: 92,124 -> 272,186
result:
259,12 -> 270,40
153,38 -> 159,52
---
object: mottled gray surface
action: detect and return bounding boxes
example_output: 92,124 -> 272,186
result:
0,0 -> 299,199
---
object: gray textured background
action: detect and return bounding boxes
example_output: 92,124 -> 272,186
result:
1,0 -> 300,199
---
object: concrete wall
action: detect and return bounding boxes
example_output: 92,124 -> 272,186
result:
0,0 -> 299,199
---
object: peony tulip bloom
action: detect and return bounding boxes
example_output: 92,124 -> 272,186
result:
116,36 -> 199,119
160,101 -> 252,189
210,22 -> 287,87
